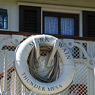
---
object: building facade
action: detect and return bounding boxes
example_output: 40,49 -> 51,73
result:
0,0 -> 95,95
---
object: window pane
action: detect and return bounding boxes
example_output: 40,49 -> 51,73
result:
4,16 -> 7,21
61,18 -> 74,35
0,22 -> 3,29
44,16 -> 58,34
0,15 -> 3,21
4,16 -> 7,29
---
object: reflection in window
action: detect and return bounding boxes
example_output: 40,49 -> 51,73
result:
0,9 -> 8,29
61,18 -> 74,35
44,17 -> 58,34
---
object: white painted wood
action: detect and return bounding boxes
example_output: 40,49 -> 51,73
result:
87,42 -> 94,95
10,5 -> 19,31
41,8 -> 42,34
93,43 -> 95,95
42,7 -> 81,14
79,12 -> 83,37
18,2 -> 95,12
94,68 -> 95,95
88,70 -> 94,95
3,51 -> 7,92
13,72 -> 16,95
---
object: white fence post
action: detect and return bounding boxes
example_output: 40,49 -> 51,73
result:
94,65 -> 95,95
3,50 -> 7,92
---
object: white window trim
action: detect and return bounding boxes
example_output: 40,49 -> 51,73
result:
18,2 -> 95,12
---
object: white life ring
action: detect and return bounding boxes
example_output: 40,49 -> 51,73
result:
15,35 -> 75,94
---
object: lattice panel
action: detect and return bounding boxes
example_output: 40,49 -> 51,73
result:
55,62 -> 88,95
72,46 -> 80,58
71,41 -> 88,59
0,44 -> 31,95
0,39 -> 92,95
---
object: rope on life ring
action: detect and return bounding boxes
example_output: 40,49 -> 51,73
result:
15,35 -> 75,95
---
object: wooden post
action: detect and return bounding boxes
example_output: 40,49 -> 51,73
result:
94,67 -> 95,95
4,50 -> 7,92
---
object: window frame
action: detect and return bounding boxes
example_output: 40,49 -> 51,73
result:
0,8 -> 8,30
43,12 -> 79,36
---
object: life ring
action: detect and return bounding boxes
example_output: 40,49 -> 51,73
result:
15,35 -> 75,94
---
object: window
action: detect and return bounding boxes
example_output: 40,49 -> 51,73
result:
19,6 -> 41,33
43,12 -> 79,36
83,11 -> 95,37
19,6 -> 79,36
0,9 -> 8,29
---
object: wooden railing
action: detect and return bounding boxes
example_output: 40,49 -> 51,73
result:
0,30 -> 95,41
